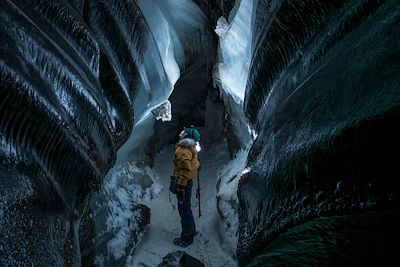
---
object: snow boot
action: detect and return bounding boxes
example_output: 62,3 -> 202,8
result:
173,237 -> 193,247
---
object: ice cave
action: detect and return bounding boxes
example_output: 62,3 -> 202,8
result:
1,0 -> 399,266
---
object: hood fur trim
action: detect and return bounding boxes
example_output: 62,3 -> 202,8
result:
178,138 -> 197,147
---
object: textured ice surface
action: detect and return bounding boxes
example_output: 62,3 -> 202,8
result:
214,0 -> 254,103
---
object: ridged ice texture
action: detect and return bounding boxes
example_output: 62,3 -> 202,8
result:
246,0 -> 390,123
0,0 -> 148,265
83,0 -> 148,142
116,0 -> 205,162
239,0 -> 400,265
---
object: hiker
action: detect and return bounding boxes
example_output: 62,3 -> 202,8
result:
172,126 -> 200,247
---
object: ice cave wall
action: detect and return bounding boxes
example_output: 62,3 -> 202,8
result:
2,0 -> 399,266
0,0 -> 152,264
238,0 -> 400,265
0,0 -> 232,265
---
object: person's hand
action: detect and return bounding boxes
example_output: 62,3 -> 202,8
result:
177,185 -> 185,200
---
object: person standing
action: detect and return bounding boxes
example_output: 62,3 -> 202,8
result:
172,126 -> 200,247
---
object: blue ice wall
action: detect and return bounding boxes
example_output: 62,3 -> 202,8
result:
0,0 -> 205,265
239,0 -> 400,265
0,0 -> 145,265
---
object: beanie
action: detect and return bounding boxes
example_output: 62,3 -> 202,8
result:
184,127 -> 200,142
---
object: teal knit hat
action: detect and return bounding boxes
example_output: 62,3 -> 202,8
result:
183,126 -> 200,142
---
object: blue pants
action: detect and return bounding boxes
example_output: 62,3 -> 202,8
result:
177,180 -> 196,240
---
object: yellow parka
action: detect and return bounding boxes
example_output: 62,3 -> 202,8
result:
173,138 -> 200,186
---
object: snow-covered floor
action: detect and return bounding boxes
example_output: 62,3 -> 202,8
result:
128,142 -> 236,267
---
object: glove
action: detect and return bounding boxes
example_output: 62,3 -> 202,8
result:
177,185 -> 185,201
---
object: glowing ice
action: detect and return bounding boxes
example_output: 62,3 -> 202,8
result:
214,0 -> 255,104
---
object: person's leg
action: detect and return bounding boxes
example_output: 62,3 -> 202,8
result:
184,181 -> 196,239
177,181 -> 195,241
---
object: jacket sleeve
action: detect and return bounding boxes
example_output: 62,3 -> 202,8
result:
177,152 -> 193,186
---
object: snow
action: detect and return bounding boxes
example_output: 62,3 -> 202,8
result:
216,146 -> 251,255
128,141 -> 238,267
104,196 -> 143,258
92,162 -> 161,265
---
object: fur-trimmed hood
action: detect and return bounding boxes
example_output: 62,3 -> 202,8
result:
178,138 -> 197,148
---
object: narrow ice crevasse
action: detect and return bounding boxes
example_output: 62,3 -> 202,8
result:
106,1 -> 253,265
134,0 -> 204,125
116,0 -> 204,164
128,142 -> 237,267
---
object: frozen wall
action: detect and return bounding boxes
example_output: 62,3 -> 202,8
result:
213,0 -> 254,157
238,0 -> 400,265
116,0 -> 204,163
214,0 -> 254,104
0,0 -> 201,265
